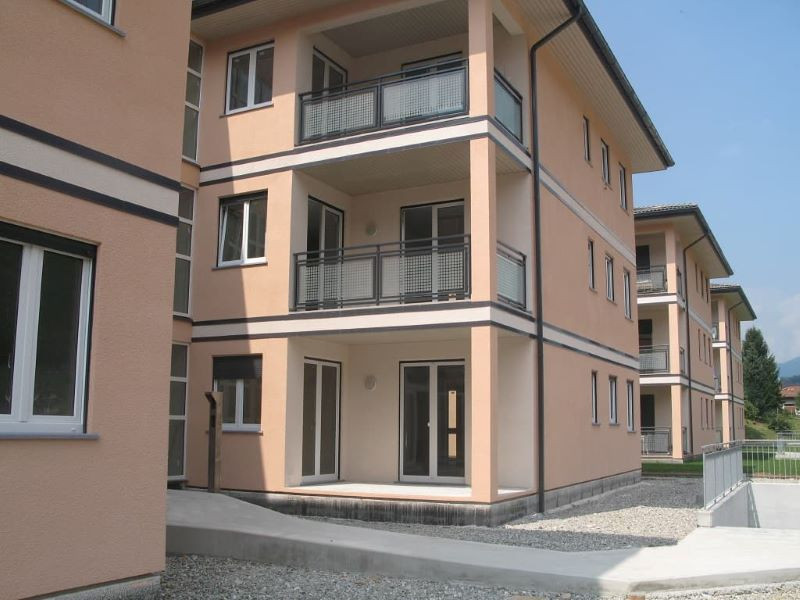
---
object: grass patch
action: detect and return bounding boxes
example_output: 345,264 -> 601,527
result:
642,460 -> 702,476
746,419 -> 776,439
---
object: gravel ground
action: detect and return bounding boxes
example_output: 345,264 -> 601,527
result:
305,478 -> 703,551
161,555 -> 800,599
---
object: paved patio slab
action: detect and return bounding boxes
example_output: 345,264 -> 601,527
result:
166,489 -> 800,595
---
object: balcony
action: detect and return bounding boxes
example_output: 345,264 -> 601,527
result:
636,265 -> 667,295
640,344 -> 669,373
494,70 -> 522,143
496,242 -> 526,310
641,427 -> 672,455
298,59 -> 468,145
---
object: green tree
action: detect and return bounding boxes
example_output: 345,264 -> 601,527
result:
743,328 -> 782,418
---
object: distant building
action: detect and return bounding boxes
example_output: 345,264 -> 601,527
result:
781,386 -> 800,414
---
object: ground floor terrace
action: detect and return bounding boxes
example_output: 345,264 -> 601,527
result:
640,383 -> 745,461
182,321 -> 641,523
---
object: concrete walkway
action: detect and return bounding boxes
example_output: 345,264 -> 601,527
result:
166,489 -> 800,595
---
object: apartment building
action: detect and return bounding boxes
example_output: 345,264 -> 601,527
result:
634,205 -> 736,460
711,284 -> 755,441
175,0 -> 672,524
0,1 -> 189,598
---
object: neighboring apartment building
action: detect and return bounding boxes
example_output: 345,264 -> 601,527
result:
175,0 -> 672,523
710,284 -> 755,441
0,1 -> 189,598
634,205 -> 737,460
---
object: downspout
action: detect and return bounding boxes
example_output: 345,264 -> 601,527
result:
726,301 -> 744,440
530,4 -> 583,514
682,234 -> 707,456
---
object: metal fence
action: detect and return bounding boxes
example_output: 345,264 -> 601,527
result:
640,344 -> 670,373
641,427 -> 672,455
299,60 -> 468,143
494,71 -> 522,142
496,241 -> 526,310
637,265 -> 668,295
702,439 -> 800,508
294,235 -> 470,309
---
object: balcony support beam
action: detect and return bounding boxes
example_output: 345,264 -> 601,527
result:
468,0 -> 495,116
470,325 -> 499,502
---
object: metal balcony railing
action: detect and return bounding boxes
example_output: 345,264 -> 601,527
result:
641,427 -> 672,455
679,347 -> 687,374
294,235 -> 470,310
682,425 -> 689,454
494,70 -> 522,142
636,265 -> 667,295
497,242 -> 526,310
640,344 -> 670,373
298,59 -> 468,144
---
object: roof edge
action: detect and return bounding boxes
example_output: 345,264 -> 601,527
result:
192,0 -> 256,19
710,284 -> 757,321
563,0 -> 674,170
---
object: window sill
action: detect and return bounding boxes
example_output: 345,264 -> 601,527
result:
182,156 -> 201,168
223,429 -> 263,435
58,0 -> 125,36
609,422 -> 620,427
221,102 -> 274,118
214,260 -> 268,271
591,422 -> 601,427
173,313 -> 193,323
0,432 -> 99,441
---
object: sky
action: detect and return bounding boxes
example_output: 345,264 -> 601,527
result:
584,0 -> 800,363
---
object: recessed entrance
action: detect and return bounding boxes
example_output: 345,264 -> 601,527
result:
302,359 -> 340,483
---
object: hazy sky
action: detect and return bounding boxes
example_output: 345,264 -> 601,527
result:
584,0 -> 799,362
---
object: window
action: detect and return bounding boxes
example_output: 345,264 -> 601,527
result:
619,164 -> 627,210
174,187 -> 194,314
623,269 -> 631,318
183,41 -> 203,161
218,193 -> 267,266
605,255 -> 615,301
169,345 -> 188,478
582,116 -> 591,162
600,140 -> 610,184
591,371 -> 598,424
64,0 -> 114,24
703,333 -> 707,363
213,355 -> 262,431
588,240 -> 595,289
609,376 -> 618,424
312,49 -> 347,93
698,328 -> 702,360
626,380 -> 635,431
0,223 -> 94,433
226,43 -> 274,114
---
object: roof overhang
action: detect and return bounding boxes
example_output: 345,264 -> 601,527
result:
711,284 -> 757,322
635,205 -> 733,279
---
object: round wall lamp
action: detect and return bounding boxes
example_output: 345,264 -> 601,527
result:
364,374 -> 377,391
365,221 -> 377,237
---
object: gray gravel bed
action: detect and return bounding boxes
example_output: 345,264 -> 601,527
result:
305,478 -> 703,551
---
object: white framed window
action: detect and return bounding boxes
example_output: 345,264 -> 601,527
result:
623,268 -> 631,318
64,0 -> 114,24
312,49 -> 347,93
0,223 -> 94,434
588,239 -> 595,289
605,255 -> 615,301
626,380 -> 635,431
213,355 -> 262,432
591,371 -> 598,424
169,344 -> 188,479
218,193 -> 267,267
619,164 -> 627,209
600,139 -> 610,184
582,116 -> 591,162
226,43 -> 275,114
609,376 -> 618,424
183,40 -> 204,161
174,187 -> 194,315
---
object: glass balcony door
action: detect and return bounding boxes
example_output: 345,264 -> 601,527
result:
306,197 -> 343,308
302,359 -> 340,483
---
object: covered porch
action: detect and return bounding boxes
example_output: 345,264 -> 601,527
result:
640,384 -> 688,460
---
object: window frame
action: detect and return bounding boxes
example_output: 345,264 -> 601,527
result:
174,187 -> 195,316
582,116 -> 591,163
623,268 -> 631,318
217,193 -> 267,267
64,0 -> 114,24
0,229 -> 94,434
605,255 -> 615,301
591,371 -> 598,424
225,42 -> 275,115
169,344 -> 189,480
213,356 -> 262,433
183,39 -> 204,162
618,164 -> 628,210
609,376 -> 618,425
626,380 -> 635,431
588,239 -> 595,290
600,139 -> 610,184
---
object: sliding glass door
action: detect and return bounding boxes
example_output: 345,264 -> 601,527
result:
400,361 -> 465,482
302,359 -> 340,482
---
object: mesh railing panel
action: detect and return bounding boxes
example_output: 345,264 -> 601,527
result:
301,88 -> 377,141
641,428 -> 671,454
382,70 -> 466,125
494,77 -> 522,141
637,267 -> 667,294
640,347 -> 669,372
497,252 -> 524,307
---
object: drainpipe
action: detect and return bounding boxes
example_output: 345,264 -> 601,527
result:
682,234 -> 707,456
726,301 -> 744,441
530,4 -> 583,514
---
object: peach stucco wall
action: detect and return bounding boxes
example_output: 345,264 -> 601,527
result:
0,180 -> 174,599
